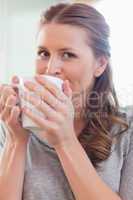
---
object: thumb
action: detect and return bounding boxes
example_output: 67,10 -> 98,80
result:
10,75 -> 20,94
10,105 -> 21,123
11,75 -> 20,84
63,80 -> 72,99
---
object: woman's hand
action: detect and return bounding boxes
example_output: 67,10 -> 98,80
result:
21,75 -> 77,149
0,76 -> 29,145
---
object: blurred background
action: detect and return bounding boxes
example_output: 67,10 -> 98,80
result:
0,0 -> 133,107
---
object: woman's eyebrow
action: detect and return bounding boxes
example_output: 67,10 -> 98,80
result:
37,46 -> 76,52
37,46 -> 48,51
58,47 -> 76,52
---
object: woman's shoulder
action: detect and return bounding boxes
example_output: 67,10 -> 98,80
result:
111,105 -> 133,157
119,105 -> 133,122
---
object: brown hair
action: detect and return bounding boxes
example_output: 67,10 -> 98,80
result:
39,3 -> 128,168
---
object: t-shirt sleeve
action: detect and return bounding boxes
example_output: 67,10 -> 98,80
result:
119,119 -> 133,200
0,120 -> 6,154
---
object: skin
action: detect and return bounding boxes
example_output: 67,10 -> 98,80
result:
0,23 -> 121,200
0,23 -> 107,146
0,82 -> 29,144
35,24 -> 97,125
35,23 -> 107,118
21,23 -> 108,147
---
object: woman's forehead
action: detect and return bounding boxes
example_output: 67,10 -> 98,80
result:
36,23 -> 90,49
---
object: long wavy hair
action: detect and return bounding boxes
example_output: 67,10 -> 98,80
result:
39,3 -> 128,168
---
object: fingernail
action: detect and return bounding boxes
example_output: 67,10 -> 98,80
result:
12,76 -> 19,83
22,106 -> 26,111
24,81 -> 31,87
35,75 -> 40,79
35,75 -> 44,81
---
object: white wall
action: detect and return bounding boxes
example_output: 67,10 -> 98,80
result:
94,0 -> 133,106
0,0 -> 57,83
0,0 -> 133,106
0,0 -> 9,82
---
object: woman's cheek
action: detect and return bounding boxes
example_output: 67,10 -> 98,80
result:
64,68 -> 84,92
66,64 -> 83,80
35,59 -> 47,74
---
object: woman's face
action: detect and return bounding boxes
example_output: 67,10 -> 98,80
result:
35,23 -> 106,113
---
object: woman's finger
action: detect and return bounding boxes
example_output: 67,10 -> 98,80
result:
11,75 -> 20,84
24,81 -> 67,112
0,84 -> 5,93
22,106 -> 56,132
35,75 -> 68,103
21,91 -> 62,122
10,75 -> 20,95
0,87 -> 17,107
62,80 -> 72,99
0,96 -> 5,113
10,105 -> 21,124
0,95 -> 17,121
0,84 -> 9,98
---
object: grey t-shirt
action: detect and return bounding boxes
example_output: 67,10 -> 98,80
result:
0,107 -> 133,200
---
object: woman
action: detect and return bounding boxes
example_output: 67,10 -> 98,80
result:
0,3 -> 133,200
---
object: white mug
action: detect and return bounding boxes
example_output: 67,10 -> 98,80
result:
17,75 -> 63,134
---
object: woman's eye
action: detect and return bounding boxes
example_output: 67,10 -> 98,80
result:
62,52 -> 76,59
37,50 -> 50,59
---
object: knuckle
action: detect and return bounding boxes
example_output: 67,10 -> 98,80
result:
7,95 -> 16,103
3,95 -> 17,109
61,106 -> 68,117
0,103 -> 3,110
6,116 -> 13,125
54,88 -> 60,96
0,85 -> 15,98
0,84 -> 6,92
3,85 -> 16,95
5,96 -> 14,109
0,111 -> 6,121
52,124 -> 59,132
4,87 -> 13,94
56,114 -> 65,125
53,98 -> 60,108
6,117 -> 11,125
0,85 -> 2,93
7,110 -> 17,126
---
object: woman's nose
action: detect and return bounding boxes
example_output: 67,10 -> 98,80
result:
45,57 -> 62,76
